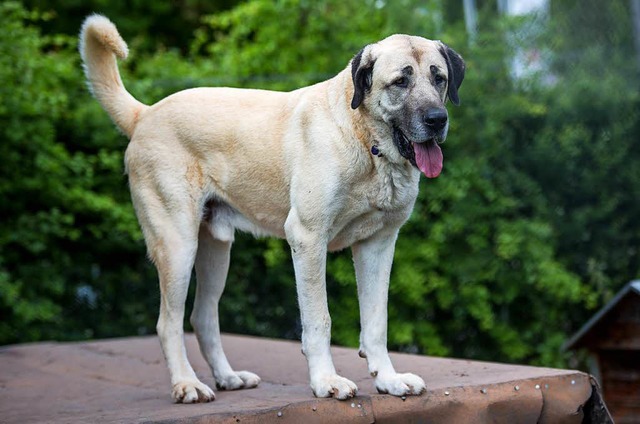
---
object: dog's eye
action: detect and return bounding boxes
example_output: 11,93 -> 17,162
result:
393,77 -> 408,88
435,75 -> 446,85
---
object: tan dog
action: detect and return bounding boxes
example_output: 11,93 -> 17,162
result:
80,15 -> 464,403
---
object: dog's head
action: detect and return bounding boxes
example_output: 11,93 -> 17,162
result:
351,35 -> 465,178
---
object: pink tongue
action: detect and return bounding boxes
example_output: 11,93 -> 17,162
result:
414,142 -> 443,178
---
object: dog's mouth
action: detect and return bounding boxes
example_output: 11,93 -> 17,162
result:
392,126 -> 443,178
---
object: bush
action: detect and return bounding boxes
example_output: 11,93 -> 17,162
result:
2,1 -> 638,370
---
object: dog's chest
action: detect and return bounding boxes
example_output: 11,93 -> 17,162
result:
347,157 -> 418,213
327,162 -> 419,251
368,162 -> 419,211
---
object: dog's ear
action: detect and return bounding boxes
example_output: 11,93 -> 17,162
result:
351,46 -> 375,110
438,43 -> 465,106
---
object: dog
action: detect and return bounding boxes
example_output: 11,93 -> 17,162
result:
79,14 -> 464,403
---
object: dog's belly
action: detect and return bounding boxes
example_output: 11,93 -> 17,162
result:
205,199 -> 286,241
207,198 -> 403,253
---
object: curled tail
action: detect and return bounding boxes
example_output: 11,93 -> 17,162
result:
79,15 -> 147,138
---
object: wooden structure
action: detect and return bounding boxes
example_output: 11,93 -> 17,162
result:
0,333 -> 611,423
565,280 -> 640,423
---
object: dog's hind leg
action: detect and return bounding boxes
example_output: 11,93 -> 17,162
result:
190,224 -> 260,391
130,171 -> 215,403
154,222 -> 216,403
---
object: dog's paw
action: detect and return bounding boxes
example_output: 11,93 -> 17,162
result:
311,374 -> 358,400
375,372 -> 426,396
172,379 -> 216,403
216,370 -> 261,390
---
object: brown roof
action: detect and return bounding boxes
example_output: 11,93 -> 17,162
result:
564,280 -> 640,351
0,333 -> 606,423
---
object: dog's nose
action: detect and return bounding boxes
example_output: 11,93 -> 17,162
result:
423,108 -> 448,131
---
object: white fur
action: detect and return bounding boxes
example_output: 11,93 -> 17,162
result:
77,16 -> 460,403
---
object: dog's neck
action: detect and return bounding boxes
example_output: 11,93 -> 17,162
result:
327,70 -> 416,180
324,68 -> 379,157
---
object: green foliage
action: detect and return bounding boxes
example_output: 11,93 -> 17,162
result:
1,0 -> 638,372
0,2 -> 154,343
20,0 -> 239,54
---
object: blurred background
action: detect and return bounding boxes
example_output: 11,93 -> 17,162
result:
1,0 -> 639,374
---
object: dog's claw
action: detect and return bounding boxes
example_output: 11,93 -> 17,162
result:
374,373 -> 426,397
172,380 -> 216,403
311,374 -> 358,400
216,370 -> 261,390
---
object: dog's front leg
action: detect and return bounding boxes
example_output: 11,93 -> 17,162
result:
352,229 -> 426,397
285,212 -> 358,400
